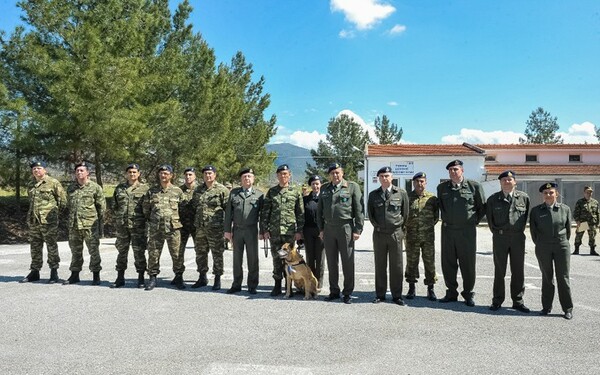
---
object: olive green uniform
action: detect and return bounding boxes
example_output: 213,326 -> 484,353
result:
178,181 -> 198,272
317,179 -> 364,297
224,187 -> 264,290
113,180 -> 149,272
530,203 -> 573,313
486,190 -> 529,307
27,175 -> 67,271
573,197 -> 599,249
67,180 -> 106,272
437,179 -> 486,300
367,186 -> 409,300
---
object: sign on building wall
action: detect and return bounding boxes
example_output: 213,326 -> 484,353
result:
392,161 -> 414,175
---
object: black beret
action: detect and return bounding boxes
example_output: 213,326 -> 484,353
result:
327,163 -> 342,173
584,186 -> 593,192
74,161 -> 89,170
539,182 -> 558,192
126,163 -> 140,171
201,165 -> 216,173
445,160 -> 463,170
239,167 -> 254,176
158,164 -> 173,173
412,172 -> 427,180
377,166 -> 392,176
276,164 -> 290,173
184,167 -> 196,173
308,175 -> 321,185
498,170 -> 516,180
30,161 -> 47,169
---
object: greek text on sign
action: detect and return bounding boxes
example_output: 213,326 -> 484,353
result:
392,162 -> 414,175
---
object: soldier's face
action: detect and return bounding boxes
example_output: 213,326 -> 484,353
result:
159,170 -> 172,183
584,190 -> 593,200
378,172 -> 393,188
448,166 -> 463,183
31,166 -> 46,180
542,188 -> 558,205
203,171 -> 215,184
277,170 -> 290,186
240,173 -> 254,188
185,171 -> 196,185
75,166 -> 89,182
329,168 -> 343,185
500,176 -> 516,193
311,180 -> 321,193
413,177 -> 427,194
126,168 -> 140,184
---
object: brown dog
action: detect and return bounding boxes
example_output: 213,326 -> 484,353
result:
278,243 -> 319,299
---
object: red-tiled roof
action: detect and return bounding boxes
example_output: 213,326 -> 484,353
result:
486,164 -> 600,176
367,144 -> 484,156
478,143 -> 600,150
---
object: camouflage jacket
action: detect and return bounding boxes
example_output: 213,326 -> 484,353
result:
143,184 -> 184,233
113,180 -> 149,229
179,181 -> 199,230
405,190 -> 439,236
192,181 -> 229,229
67,180 -> 106,230
261,184 -> 304,236
27,175 -> 67,226
573,197 -> 599,226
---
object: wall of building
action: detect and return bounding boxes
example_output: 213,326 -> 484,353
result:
487,149 -> 600,164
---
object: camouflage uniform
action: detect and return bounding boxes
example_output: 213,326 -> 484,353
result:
405,190 -> 439,286
27,175 -> 67,270
192,182 -> 229,276
573,197 -> 599,248
143,184 -> 184,276
261,185 -> 305,281
67,180 -> 106,272
113,180 -> 149,272
178,181 -> 199,272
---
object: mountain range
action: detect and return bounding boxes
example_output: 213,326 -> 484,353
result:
265,143 -> 312,183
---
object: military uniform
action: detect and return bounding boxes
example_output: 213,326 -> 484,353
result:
367,185 -> 409,301
303,192 -> 325,288
224,187 -> 264,291
67,180 -> 106,273
573,196 -> 599,252
178,180 -> 199,271
27,174 -> 67,271
405,190 -> 439,287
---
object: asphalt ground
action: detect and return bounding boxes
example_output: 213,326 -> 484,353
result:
1,223 -> 599,375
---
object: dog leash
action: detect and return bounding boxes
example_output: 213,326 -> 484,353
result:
263,239 -> 270,258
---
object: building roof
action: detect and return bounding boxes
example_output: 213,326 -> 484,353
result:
367,143 -> 484,156
478,143 -> 600,151
486,164 -> 600,176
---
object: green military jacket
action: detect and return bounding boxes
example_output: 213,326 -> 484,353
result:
317,178 -> 364,234
179,181 -> 199,230
224,187 -> 264,232
405,190 -> 439,236
367,186 -> 409,234
67,180 -> 106,230
437,179 -> 486,228
261,184 -> 304,236
142,184 -> 183,233
486,190 -> 529,234
27,175 -> 67,226
573,197 -> 599,226
113,180 -> 149,229
192,181 -> 229,229
530,203 -> 571,244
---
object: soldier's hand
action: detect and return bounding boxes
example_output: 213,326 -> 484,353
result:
224,232 -> 232,242
352,233 -> 360,241
263,231 -> 271,240
319,231 -> 324,240
294,232 -> 303,241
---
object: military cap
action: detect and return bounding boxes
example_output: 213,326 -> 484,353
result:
584,186 -> 593,192
276,164 -> 290,173
184,167 -> 196,173
30,161 -> 47,169
412,172 -> 427,180
327,163 -> 342,173
377,166 -> 392,176
126,163 -> 140,171
539,182 -> 558,192
74,161 -> 89,170
308,175 -> 321,185
445,160 -> 463,170
201,165 -> 216,173
158,164 -> 173,173
498,170 -> 516,180
239,167 -> 254,176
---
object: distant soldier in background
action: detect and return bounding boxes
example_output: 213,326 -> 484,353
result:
177,167 -> 199,282
64,162 -> 106,285
20,161 -> 67,284
572,186 -> 599,256
404,172 -> 439,301
111,163 -> 149,289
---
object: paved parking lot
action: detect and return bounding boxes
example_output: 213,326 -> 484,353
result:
1,222 -> 599,374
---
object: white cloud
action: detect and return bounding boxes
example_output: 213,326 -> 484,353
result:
441,129 -> 523,144
387,101 -> 398,106
339,29 -> 355,39
559,121 -> 599,143
331,0 -> 395,30
271,126 -> 326,150
388,24 -> 406,35
337,109 -> 377,141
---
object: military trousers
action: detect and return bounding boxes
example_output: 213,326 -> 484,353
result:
441,225 -> 477,299
303,226 -> 325,288
492,232 -> 526,306
147,229 -> 181,276
574,227 -> 597,247
177,226 -> 196,272
68,224 -> 102,272
195,226 -> 225,276
28,223 -> 60,270
269,234 -> 295,281
535,240 -> 573,313
373,227 -> 404,300
404,232 -> 437,285
323,223 -> 355,296
114,225 -> 147,272
231,226 -> 259,290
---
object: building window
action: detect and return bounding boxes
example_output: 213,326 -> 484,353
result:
569,154 -> 581,162
525,154 -> 538,162
485,155 -> 497,162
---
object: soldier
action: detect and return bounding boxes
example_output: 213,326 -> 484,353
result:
20,161 -> 67,284
64,162 -> 106,285
572,186 -> 599,256
142,165 -> 184,291
110,163 -> 149,289
486,171 -> 530,313
177,167 -> 199,282
261,164 -> 304,297
303,175 -> 325,289
191,165 -> 229,290
224,167 -> 264,294
404,172 -> 439,301
530,182 -> 573,320
367,166 -> 409,305
317,163 -> 364,304
437,159 -> 486,307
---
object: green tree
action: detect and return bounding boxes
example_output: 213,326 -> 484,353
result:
519,107 -> 563,144
595,125 -> 600,142
374,115 -> 403,144
307,114 -> 371,183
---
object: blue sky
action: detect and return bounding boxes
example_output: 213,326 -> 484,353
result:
2,0 -> 599,148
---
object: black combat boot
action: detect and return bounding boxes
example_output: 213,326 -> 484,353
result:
572,244 -> 580,255
92,271 -> 101,286
20,270 -> 40,283
427,285 -> 437,301
406,283 -> 416,299
191,272 -> 208,288
63,271 -> 80,285
48,268 -> 59,284
173,273 -> 186,290
137,272 -> 146,289
591,246 -> 599,256
145,275 -> 157,291
212,275 -> 221,291
111,270 -> 125,288
270,279 -> 282,297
